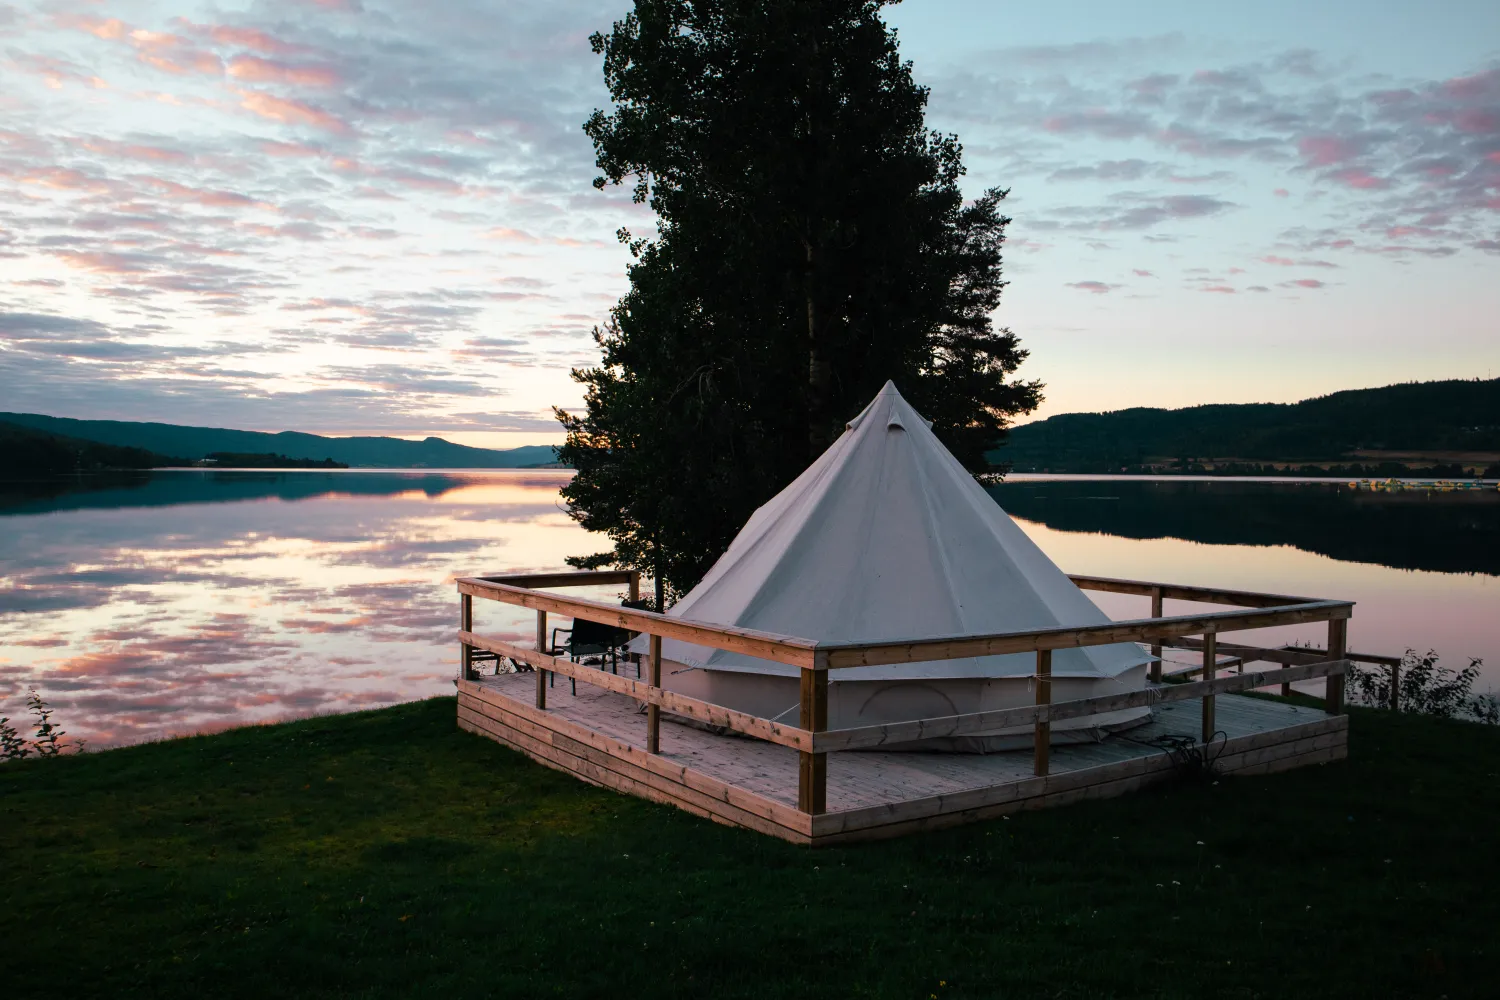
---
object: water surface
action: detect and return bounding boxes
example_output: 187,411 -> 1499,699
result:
1,470 -> 1494,746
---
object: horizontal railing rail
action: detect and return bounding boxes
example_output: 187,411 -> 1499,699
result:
815,600 -> 1354,669
457,569 -> 1356,816
1162,636 -> 1399,667
1067,574 -> 1323,609
812,659 -> 1349,752
478,570 -> 639,589
458,577 -> 820,668
459,630 -> 815,751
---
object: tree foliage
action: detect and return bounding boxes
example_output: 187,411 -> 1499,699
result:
557,0 -> 1042,602
998,377 -> 1500,472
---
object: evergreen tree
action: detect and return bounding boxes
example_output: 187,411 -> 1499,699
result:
557,0 -> 1042,603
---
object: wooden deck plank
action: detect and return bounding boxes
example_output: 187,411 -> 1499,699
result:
459,672 -> 1345,843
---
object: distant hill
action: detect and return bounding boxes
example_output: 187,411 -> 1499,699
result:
1,420 -> 185,475
203,453 -> 348,469
992,378 -> 1500,474
0,413 -> 558,469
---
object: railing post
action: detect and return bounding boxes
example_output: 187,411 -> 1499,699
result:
1325,618 -> 1347,715
1201,633 -> 1217,744
646,633 -> 662,753
628,570 -> 640,603
1149,586 -> 1163,683
1390,660 -> 1400,713
460,593 -> 473,681
1034,649 -> 1052,777
798,667 -> 828,815
535,608 -> 547,710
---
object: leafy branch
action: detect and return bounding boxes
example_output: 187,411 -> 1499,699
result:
0,689 -> 85,761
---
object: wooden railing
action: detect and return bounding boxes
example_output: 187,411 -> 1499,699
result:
458,572 -> 1355,818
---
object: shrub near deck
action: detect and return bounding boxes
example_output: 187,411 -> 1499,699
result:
1,697 -> 1494,998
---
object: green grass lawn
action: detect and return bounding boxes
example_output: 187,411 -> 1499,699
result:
2,697 -> 1495,999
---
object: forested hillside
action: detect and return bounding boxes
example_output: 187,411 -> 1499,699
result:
0,421 -> 182,474
993,378 -> 1500,473
0,413 -> 556,469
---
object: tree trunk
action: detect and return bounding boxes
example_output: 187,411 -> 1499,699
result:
653,546 -> 664,612
803,29 -> 829,463
806,236 -> 829,460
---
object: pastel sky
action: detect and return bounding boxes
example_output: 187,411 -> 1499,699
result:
2,0 -> 1497,448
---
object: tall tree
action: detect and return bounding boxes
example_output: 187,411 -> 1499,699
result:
557,0 -> 1042,605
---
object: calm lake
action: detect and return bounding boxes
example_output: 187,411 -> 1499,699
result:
2,470 -> 1496,747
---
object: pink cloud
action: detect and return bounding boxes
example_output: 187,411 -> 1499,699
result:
228,54 -> 340,88
122,29 -> 225,75
137,50 -> 224,76
1289,278 -> 1326,288
1258,255 -> 1341,269
1326,167 -> 1390,190
1132,269 -> 1153,277
1439,68 -> 1499,102
485,227 -> 541,243
1066,280 -> 1115,294
80,138 -> 188,163
236,89 -> 350,133
128,28 -> 187,49
60,15 -> 129,40
1414,160 -> 1459,178
260,140 -> 326,158
196,23 -> 300,56
19,166 -> 114,193
9,54 -> 110,91
58,15 -> 222,75
1453,109 -> 1499,134
380,170 -> 465,194
1041,110 -> 1151,140
55,250 -> 151,274
1298,135 -> 1361,166
139,177 -> 268,209
1273,188 -> 1290,197
446,128 -> 493,146
1201,285 -> 1236,294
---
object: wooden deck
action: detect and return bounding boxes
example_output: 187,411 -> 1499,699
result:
458,669 -> 1348,845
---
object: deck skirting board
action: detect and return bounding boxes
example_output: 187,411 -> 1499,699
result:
460,681 -> 809,832
457,680 -> 1347,845
810,715 -> 1348,839
458,684 -> 811,842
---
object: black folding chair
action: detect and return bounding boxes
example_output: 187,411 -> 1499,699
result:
548,615 -> 634,693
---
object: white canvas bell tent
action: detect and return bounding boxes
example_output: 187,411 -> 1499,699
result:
635,381 -> 1152,751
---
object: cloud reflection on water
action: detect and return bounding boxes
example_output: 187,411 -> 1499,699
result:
0,470 -> 600,746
